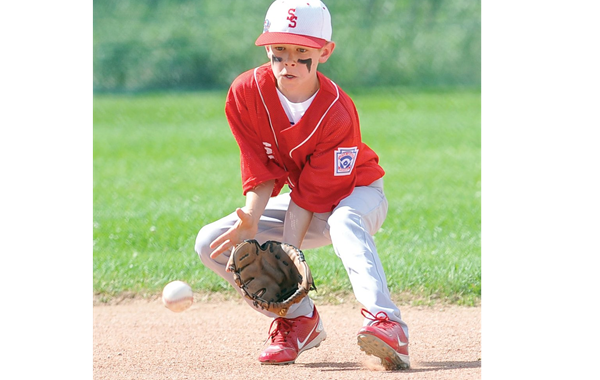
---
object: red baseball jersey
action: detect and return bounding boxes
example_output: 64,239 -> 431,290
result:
225,63 -> 385,213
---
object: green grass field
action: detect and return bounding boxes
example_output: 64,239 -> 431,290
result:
93,88 -> 480,305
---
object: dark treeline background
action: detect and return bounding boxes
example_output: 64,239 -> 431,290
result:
94,0 -> 480,92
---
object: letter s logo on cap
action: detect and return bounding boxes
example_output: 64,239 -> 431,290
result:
287,8 -> 297,28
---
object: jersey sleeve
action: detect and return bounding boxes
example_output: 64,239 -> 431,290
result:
225,77 -> 288,196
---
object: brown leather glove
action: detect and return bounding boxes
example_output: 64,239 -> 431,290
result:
227,239 -> 315,316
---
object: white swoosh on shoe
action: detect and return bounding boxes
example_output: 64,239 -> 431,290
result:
297,319 -> 323,351
397,335 -> 408,347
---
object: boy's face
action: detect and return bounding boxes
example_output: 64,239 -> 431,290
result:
266,42 -> 335,101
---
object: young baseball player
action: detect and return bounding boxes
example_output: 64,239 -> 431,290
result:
195,0 -> 410,370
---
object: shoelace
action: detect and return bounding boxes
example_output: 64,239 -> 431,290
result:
266,317 -> 295,344
361,308 -> 394,327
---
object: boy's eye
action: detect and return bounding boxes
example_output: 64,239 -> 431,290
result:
298,48 -> 307,53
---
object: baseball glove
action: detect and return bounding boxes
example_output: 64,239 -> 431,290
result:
227,239 -> 315,316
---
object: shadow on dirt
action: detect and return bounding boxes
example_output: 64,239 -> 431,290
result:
298,359 -> 481,373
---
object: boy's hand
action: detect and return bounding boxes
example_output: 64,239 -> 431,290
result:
209,208 -> 258,259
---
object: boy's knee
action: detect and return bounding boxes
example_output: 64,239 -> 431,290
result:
329,207 -> 361,231
195,224 -> 232,270
195,225 -> 215,263
329,205 -> 383,237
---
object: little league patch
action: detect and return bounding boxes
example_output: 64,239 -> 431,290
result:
334,147 -> 358,176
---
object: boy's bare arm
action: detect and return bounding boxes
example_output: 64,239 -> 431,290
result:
283,199 -> 314,249
210,179 -> 276,259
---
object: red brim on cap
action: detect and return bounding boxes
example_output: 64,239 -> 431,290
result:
255,32 -> 328,49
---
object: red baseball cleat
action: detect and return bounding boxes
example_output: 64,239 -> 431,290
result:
357,308 -> 410,370
259,306 -> 326,365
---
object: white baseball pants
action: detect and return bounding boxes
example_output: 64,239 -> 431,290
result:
195,179 -> 408,334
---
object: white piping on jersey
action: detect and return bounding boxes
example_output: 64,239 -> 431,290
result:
254,68 -> 280,151
254,67 -> 295,188
288,79 -> 340,160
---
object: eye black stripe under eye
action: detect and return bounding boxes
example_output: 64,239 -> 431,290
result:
298,58 -> 312,72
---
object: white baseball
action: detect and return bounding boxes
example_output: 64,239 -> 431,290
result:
162,280 -> 193,312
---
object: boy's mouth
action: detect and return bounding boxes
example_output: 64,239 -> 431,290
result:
280,72 -> 296,80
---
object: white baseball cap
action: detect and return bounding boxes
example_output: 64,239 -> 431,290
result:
255,0 -> 332,49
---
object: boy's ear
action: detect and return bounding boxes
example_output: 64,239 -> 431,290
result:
318,42 -> 336,63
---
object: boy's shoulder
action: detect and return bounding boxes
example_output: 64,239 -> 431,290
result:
230,64 -> 272,92
317,72 -> 357,112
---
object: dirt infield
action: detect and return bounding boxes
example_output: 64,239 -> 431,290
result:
93,297 -> 480,379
